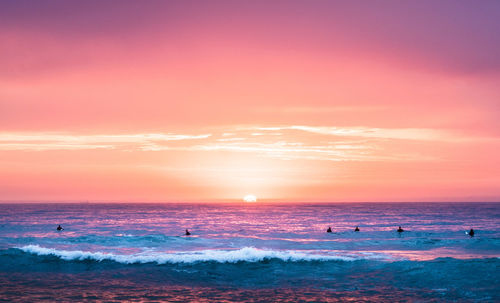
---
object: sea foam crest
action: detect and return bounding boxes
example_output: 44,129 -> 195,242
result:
18,245 -> 356,264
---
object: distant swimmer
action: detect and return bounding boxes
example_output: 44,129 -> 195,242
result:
185,229 -> 191,236
468,228 -> 475,237
326,227 -> 332,233
355,226 -> 360,232
56,225 -> 63,231
397,226 -> 404,233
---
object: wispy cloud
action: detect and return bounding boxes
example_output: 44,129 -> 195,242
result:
0,143 -> 115,151
0,125 -> 466,162
254,126 -> 447,141
0,133 -> 211,151
180,141 -> 431,162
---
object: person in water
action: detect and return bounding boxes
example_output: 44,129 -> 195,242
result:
326,226 -> 332,233
397,226 -> 404,233
185,229 -> 191,236
355,226 -> 360,232
56,225 -> 63,231
468,228 -> 474,237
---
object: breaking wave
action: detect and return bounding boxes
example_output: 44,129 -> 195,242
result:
17,245 -> 367,264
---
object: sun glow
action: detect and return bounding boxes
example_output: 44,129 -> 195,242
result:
243,195 -> 257,202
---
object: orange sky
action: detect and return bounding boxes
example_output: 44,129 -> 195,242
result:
1,1 -> 499,202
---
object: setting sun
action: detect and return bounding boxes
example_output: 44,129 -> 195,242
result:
243,195 -> 257,203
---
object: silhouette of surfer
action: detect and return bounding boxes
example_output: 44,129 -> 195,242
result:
468,228 -> 474,237
326,226 -> 332,233
56,225 -> 63,231
355,226 -> 360,232
185,229 -> 191,236
397,226 -> 404,233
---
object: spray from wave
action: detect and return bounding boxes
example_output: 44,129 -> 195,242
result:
17,245 -> 380,264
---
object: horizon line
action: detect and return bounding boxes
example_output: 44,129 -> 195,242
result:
1,200 -> 499,204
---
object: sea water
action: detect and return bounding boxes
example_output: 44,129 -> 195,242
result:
0,202 -> 498,302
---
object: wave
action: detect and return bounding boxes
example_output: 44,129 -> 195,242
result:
17,245 -> 365,264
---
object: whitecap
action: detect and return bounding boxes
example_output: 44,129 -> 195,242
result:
18,245 -> 360,264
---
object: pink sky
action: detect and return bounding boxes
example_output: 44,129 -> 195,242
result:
1,1 -> 499,202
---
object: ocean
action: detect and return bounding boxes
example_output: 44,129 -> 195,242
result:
0,202 -> 498,302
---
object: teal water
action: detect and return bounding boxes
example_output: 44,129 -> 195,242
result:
0,202 -> 499,302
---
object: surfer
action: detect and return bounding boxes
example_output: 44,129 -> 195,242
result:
56,225 -> 63,231
397,226 -> 404,233
185,229 -> 191,236
355,226 -> 360,232
468,228 -> 474,237
326,226 -> 332,233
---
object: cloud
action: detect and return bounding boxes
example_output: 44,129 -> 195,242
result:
0,125 -> 475,162
0,133 -> 211,151
290,126 -> 444,141
183,141 -> 431,162
252,125 -> 464,141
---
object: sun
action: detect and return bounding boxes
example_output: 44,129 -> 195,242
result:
243,194 -> 257,202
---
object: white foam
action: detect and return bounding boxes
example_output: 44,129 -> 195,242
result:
18,245 -> 357,264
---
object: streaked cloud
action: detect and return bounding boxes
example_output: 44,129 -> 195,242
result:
0,126 -> 452,162
254,126 -> 448,141
0,133 -> 211,151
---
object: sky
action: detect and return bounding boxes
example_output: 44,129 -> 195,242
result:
1,0 -> 499,202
